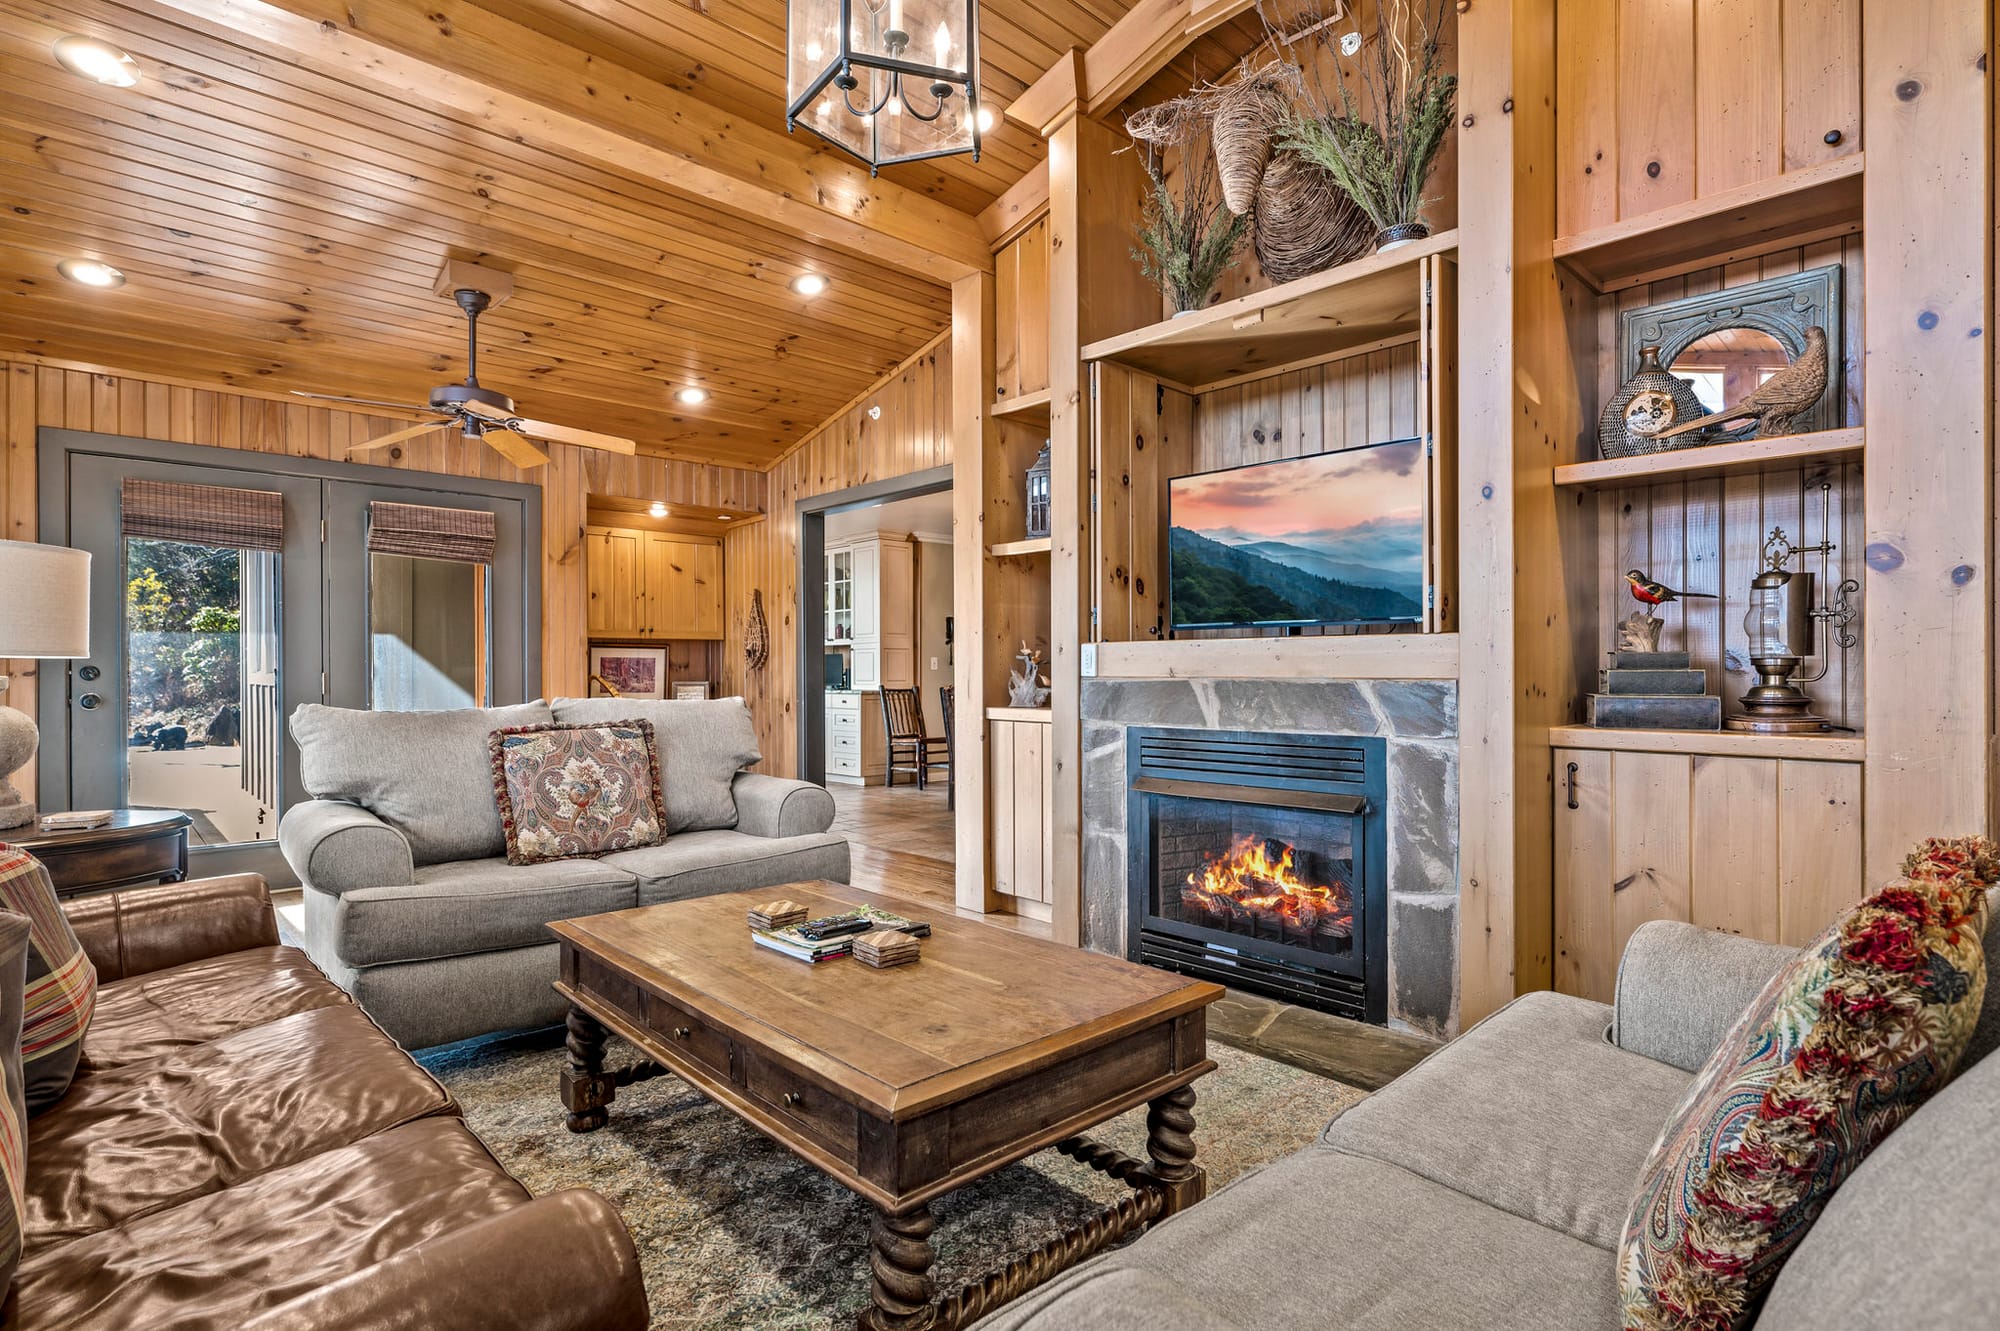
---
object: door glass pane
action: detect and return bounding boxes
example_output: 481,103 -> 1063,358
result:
369,554 -> 491,710
125,538 -> 281,846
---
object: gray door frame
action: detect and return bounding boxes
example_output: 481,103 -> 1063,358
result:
795,465 -> 953,786
37,428 -> 542,881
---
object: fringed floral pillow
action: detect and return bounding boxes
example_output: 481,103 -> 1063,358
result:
1620,836 -> 1997,1331
488,721 -> 665,865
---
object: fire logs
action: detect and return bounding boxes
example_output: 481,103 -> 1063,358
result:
1178,835 -> 1353,947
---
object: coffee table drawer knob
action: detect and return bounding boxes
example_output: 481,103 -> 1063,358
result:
674,1026 -> 692,1040
782,1091 -> 802,1107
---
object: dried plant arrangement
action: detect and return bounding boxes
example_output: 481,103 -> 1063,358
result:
1126,95 -> 1251,314
1271,0 -> 1457,248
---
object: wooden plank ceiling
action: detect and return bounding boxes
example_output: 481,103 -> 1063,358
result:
0,0 -> 1142,468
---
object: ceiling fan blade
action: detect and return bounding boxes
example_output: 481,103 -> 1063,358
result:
508,418 -> 638,455
345,420 -> 453,454
292,390 -> 437,412
482,430 -> 551,469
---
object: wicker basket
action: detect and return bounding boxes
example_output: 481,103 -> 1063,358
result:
1252,148 -> 1373,284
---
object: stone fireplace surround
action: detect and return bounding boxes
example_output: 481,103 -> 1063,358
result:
1080,676 -> 1460,1039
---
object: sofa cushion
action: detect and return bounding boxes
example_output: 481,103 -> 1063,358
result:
1324,989 -> 1690,1250
600,828 -> 851,906
15,1117 -> 528,1331
0,911 -> 29,1298
291,701 -> 553,865
971,1148 -> 1619,1331
80,945 -> 351,1072
322,857 -> 640,968
1755,1048 -> 2000,1331
489,721 -> 665,865
24,1003 -> 455,1254
552,697 -> 760,833
1623,842 -> 1993,1331
0,847 -> 96,1114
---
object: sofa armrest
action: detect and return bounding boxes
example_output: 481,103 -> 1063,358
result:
278,798 -> 415,895
240,1190 -> 649,1331
1612,920 -> 1798,1071
64,874 -> 280,982
732,772 -> 836,838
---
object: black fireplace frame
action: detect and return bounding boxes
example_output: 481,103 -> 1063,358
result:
1125,726 -> 1389,1025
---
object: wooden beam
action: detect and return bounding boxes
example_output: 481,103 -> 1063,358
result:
1861,0 -> 1992,883
1007,0 -> 1259,135
149,0 -> 990,283
951,273 -> 999,911
979,160 -> 1052,247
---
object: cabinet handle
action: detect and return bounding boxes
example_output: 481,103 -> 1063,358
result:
1565,762 -> 1579,810
674,1026 -> 691,1040
782,1091 -> 803,1107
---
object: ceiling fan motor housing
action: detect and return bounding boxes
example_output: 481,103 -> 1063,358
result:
429,381 -> 516,415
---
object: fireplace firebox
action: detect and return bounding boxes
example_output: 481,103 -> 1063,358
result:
1126,727 -> 1387,1024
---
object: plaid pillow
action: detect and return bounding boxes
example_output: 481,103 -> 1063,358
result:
0,910 -> 28,1294
0,848 -> 95,1114
488,721 -> 666,865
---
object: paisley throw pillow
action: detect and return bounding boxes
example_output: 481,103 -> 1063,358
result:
1620,836 -> 1997,1331
488,721 -> 666,866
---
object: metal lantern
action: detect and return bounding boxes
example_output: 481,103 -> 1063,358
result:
786,0 -> 982,171
1729,528 -> 1823,733
1024,442 -> 1051,539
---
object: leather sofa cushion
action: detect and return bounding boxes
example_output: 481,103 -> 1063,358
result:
15,1117 -> 528,1331
600,828 -> 851,906
291,701 -> 554,864
81,945 -> 351,1072
322,856 -> 640,967
25,1004 -> 454,1254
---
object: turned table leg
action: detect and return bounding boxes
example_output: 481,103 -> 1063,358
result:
1141,1084 -> 1206,1217
860,1203 -> 938,1331
561,1003 -> 615,1133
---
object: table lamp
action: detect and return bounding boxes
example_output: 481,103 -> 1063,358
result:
0,541 -> 91,830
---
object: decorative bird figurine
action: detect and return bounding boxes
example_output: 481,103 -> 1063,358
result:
1626,570 -> 1717,608
1654,326 -> 1829,439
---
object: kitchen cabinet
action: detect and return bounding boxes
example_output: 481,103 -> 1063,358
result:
586,525 -> 723,641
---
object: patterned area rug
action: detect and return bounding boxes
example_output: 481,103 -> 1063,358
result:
421,1032 -> 1365,1331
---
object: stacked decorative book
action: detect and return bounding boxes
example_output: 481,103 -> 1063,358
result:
748,903 -> 929,964
1588,650 -> 1721,731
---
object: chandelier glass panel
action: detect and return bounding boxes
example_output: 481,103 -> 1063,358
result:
787,0 -> 982,170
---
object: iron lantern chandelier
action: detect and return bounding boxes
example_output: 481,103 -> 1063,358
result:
787,0 -> 983,171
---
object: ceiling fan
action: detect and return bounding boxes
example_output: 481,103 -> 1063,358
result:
292,288 -> 637,468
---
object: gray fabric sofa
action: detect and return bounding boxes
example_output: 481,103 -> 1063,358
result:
976,919 -> 2000,1330
279,697 -> 849,1049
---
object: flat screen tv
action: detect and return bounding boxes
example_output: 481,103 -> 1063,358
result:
1168,439 -> 1426,632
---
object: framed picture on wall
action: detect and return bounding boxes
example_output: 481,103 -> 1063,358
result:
589,647 -> 667,700
672,681 -> 712,701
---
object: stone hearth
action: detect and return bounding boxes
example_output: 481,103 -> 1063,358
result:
1081,677 -> 1460,1039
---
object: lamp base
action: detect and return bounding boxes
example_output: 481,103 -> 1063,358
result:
0,705 -> 38,830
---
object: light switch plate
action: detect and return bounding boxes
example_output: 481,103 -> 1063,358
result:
1080,643 -> 1098,678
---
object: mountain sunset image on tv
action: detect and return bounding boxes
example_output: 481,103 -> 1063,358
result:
1169,440 -> 1426,630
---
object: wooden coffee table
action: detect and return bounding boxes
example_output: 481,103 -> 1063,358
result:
550,881 -> 1223,1331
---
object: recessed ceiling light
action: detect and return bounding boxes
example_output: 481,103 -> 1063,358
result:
53,35 -> 139,87
676,387 -> 708,406
57,258 -> 125,288
791,273 -> 829,297
975,106 -> 995,133
648,501 -> 668,518
718,515 -> 732,522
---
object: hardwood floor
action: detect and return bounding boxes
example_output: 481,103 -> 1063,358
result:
830,782 -> 1051,938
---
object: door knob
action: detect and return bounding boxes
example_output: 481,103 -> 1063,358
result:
77,693 -> 102,710
77,664 -> 101,682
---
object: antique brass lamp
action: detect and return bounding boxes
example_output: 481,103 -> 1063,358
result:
1728,519 -> 1857,734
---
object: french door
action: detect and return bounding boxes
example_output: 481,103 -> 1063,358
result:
38,431 -> 538,880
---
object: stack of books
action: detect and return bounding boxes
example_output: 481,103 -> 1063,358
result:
852,929 -> 920,969
746,899 -> 810,931
749,903 -> 928,964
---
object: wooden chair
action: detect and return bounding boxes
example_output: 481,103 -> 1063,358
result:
938,686 -> 956,810
880,687 -> 949,791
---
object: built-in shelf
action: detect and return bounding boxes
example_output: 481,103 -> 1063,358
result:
1080,230 -> 1458,391
987,536 -> 1052,557
992,387 -> 1052,422
1554,427 -> 1863,491
1554,154 -> 1863,294
986,706 -> 1053,723
1089,632 -> 1458,682
1549,725 -> 1864,763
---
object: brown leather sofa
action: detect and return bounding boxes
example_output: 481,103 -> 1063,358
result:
11,873 -> 648,1331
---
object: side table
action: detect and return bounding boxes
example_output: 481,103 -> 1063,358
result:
5,809 -> 193,898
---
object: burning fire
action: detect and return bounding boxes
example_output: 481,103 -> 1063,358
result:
1181,835 -> 1353,939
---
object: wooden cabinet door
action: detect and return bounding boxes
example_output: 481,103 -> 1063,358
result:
995,217 -> 1051,403
874,535 -> 915,688
585,526 -> 644,638
642,533 -> 723,640
851,540 -> 880,643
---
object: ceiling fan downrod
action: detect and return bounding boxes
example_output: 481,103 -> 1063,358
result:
453,287 -> 491,387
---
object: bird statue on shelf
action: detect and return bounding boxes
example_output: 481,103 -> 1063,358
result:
1653,326 -> 1829,440
1626,570 -> 1718,608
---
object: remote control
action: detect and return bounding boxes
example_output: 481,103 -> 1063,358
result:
798,914 -> 873,942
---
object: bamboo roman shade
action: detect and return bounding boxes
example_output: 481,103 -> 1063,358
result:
120,478 -> 284,551
366,502 -> 497,564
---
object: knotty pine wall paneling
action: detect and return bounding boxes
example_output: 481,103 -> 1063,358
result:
722,334 -> 953,776
0,358 -> 765,801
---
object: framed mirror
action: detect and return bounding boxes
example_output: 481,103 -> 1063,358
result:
1618,265 -> 1844,438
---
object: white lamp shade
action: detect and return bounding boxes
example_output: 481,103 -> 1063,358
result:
0,541 -> 90,658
